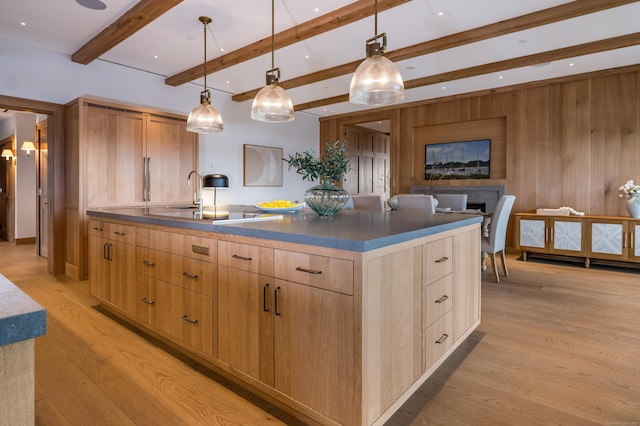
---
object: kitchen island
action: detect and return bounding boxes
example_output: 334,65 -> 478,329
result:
87,206 -> 482,426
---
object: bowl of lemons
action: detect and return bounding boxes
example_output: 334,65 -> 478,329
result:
254,200 -> 303,213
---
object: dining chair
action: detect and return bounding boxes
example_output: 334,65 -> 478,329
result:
482,195 -> 516,282
436,194 -> 467,211
352,194 -> 385,212
396,194 -> 436,213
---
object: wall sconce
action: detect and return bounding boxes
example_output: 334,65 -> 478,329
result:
1,148 -> 14,161
21,141 -> 36,156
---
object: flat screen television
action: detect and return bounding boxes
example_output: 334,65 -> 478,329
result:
425,139 -> 490,180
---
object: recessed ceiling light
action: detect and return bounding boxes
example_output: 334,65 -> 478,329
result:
315,8 -> 320,13
569,62 -> 575,67
531,62 -> 551,68
20,22 -> 26,26
442,86 -> 446,90
438,12 -> 444,16
305,54 -> 310,59
154,55 -> 159,59
220,48 -> 225,52
518,39 -> 527,44
499,75 -> 503,79
406,65 -> 416,70
76,0 -> 107,10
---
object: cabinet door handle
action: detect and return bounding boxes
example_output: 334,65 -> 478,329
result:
232,254 -> 252,261
93,227 -> 104,232
435,333 -> 449,344
182,315 -> 198,324
146,157 -> 151,202
113,231 -> 125,236
182,272 -> 198,279
274,286 -> 281,316
435,295 -> 449,304
142,260 -> 155,267
435,256 -> 449,263
295,266 -> 322,275
263,283 -> 270,312
141,298 -> 155,305
103,242 -> 109,260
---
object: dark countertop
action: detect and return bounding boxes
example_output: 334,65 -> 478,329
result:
0,274 -> 46,346
87,205 -> 483,252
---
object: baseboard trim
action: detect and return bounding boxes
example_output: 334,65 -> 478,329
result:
15,237 -> 36,245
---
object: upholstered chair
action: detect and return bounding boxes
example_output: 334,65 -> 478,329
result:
482,195 -> 516,282
352,195 -> 385,212
396,194 -> 436,213
435,194 -> 468,211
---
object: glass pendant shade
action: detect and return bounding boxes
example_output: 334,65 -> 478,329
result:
187,90 -> 223,133
251,82 -> 294,123
350,54 -> 405,105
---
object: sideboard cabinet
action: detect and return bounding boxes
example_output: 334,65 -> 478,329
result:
515,213 -> 640,266
64,98 -> 198,280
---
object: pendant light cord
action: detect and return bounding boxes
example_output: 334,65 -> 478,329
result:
374,0 -> 378,37
203,20 -> 208,90
271,0 -> 275,69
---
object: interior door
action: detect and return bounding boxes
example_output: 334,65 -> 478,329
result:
36,119 -> 48,257
0,138 -> 10,242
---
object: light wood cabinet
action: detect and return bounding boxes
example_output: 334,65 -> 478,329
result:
516,213 -> 640,267
217,241 -> 354,425
134,228 -> 216,357
64,98 -> 198,280
88,220 -> 136,314
88,216 -> 481,426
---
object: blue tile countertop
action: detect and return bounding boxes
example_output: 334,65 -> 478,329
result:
0,274 -> 46,346
87,205 -> 483,252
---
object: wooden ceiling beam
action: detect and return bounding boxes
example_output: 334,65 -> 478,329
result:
164,0 -> 411,87
72,0 -> 183,65
235,0 -> 639,102
294,32 -> 640,111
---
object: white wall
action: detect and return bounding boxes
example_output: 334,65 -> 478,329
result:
0,36 -> 318,205
14,113 -> 36,239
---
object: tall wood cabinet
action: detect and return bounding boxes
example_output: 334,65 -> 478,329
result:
64,98 -> 198,280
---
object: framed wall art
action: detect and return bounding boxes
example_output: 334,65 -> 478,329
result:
243,144 -> 283,187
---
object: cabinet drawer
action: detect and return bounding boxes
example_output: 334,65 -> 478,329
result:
424,275 -> 453,326
89,220 -> 135,244
136,247 -> 214,296
274,250 -> 353,295
218,241 -> 274,276
424,311 -> 453,370
424,237 -> 453,284
137,228 -> 215,263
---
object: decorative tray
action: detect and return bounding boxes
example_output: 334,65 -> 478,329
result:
253,204 -> 303,213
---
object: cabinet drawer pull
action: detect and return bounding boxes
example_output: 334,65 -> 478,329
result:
182,315 -> 198,324
93,227 -> 104,232
295,266 -> 322,275
142,260 -> 155,267
182,272 -> 199,279
263,283 -> 270,312
435,333 -> 449,344
435,256 -> 449,263
141,298 -> 155,305
274,286 -> 281,316
435,295 -> 449,304
232,254 -> 252,261
113,231 -> 125,236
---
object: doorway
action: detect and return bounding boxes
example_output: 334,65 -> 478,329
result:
0,95 -> 64,275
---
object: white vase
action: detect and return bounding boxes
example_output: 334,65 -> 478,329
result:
627,196 -> 640,218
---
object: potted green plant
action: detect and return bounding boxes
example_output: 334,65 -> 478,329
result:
284,141 -> 351,216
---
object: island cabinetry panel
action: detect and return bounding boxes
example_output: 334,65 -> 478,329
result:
135,228 -> 216,358
63,97 -> 198,280
88,220 -> 136,315
218,241 -> 354,426
451,226 -> 481,343
423,237 -> 454,372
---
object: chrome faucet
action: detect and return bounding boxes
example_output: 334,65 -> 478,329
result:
187,170 -> 204,219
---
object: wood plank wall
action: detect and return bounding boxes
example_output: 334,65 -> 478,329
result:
320,67 -> 640,246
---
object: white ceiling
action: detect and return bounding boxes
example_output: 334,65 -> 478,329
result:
1,0 -> 639,119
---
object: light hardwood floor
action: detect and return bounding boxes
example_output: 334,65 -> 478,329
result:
2,241 -> 640,425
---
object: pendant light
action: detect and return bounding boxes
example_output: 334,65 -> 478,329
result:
349,0 -> 405,106
187,16 -> 224,133
251,0 -> 295,123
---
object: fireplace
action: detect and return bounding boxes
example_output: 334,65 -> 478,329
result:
409,185 -> 505,214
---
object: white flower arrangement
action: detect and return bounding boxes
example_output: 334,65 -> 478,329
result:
619,180 -> 640,199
